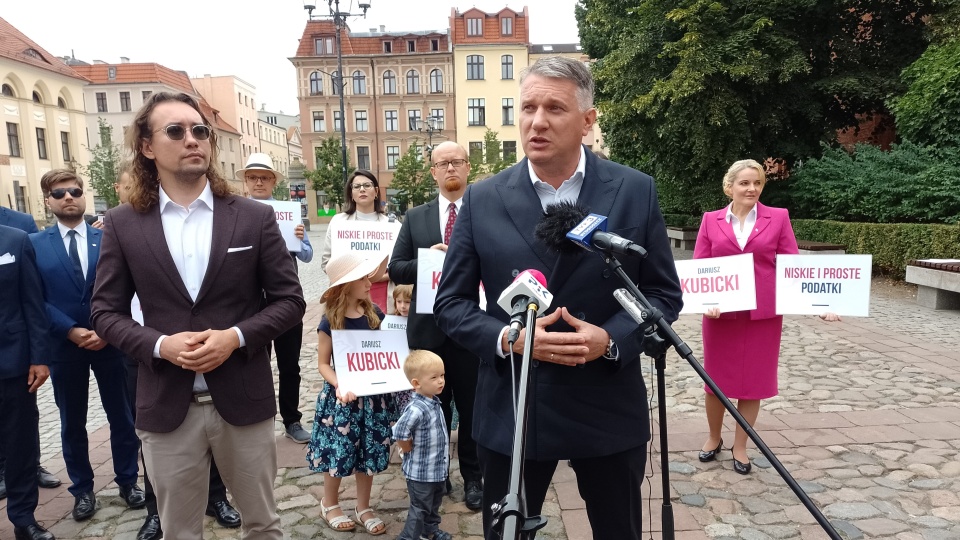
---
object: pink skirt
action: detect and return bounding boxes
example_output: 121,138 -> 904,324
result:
702,315 -> 783,400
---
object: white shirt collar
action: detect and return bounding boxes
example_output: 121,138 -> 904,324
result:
725,203 -> 758,223
159,181 -> 215,213
57,221 -> 86,239
527,146 -> 586,188
438,193 -> 463,209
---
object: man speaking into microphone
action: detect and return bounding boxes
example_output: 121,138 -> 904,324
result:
434,56 -> 682,539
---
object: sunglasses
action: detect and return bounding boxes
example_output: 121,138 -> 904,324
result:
49,187 -> 83,199
154,124 -> 211,141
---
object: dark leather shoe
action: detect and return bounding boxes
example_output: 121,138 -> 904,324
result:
119,484 -> 147,509
444,478 -> 452,495
13,523 -> 55,540
37,466 -> 61,489
206,499 -> 241,528
137,514 -> 162,540
464,480 -> 483,511
733,458 -> 752,475
72,492 -> 97,521
698,439 -> 723,462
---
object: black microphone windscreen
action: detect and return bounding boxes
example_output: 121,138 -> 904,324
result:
536,200 -> 589,254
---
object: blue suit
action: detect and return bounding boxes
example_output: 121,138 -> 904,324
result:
0,225 -> 48,527
30,224 -> 139,496
0,207 -> 38,234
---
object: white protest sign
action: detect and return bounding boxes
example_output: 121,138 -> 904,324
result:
776,254 -> 872,316
416,248 -> 446,314
381,315 -> 407,331
675,253 -> 757,314
330,220 -> 402,263
255,200 -> 302,252
332,329 -> 412,397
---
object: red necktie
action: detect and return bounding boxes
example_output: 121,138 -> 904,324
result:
444,203 -> 457,245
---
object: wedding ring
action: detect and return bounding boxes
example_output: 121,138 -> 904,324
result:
550,353 -> 554,361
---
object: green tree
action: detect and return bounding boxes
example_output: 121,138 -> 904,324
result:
304,136 -> 349,212
390,142 -> 435,210
576,0 -> 932,215
466,129 -> 517,182
81,118 -> 122,209
268,153 -> 290,201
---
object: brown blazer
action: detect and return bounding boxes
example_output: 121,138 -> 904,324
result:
91,194 -> 306,433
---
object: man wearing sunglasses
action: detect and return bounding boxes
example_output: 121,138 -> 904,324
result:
91,92 -> 305,539
29,170 -> 145,523
237,153 -> 313,445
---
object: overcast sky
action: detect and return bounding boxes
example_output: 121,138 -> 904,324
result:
4,0 -> 582,116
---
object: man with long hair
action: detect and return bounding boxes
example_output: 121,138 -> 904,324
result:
91,92 -> 305,539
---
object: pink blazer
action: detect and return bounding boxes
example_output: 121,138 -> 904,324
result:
693,202 -> 798,320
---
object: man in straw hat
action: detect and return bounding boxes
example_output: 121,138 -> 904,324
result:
91,92 -> 306,539
238,153 -> 313,444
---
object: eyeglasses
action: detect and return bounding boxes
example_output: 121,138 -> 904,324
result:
433,159 -> 467,169
153,124 -> 211,141
245,174 -> 275,184
352,183 -> 375,191
49,187 -> 83,199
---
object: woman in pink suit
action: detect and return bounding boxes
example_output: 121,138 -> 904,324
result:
693,159 -> 837,474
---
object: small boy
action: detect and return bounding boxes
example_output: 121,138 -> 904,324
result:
393,284 -> 412,317
392,350 -> 453,540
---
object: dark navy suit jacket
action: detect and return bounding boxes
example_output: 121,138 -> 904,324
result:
0,207 -> 39,233
434,148 -> 683,460
0,225 -> 50,379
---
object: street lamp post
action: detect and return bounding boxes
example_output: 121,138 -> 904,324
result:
304,0 -> 370,188
416,115 -> 443,162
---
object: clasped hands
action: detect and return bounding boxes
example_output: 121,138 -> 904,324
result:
160,329 -> 240,373
502,307 -> 608,365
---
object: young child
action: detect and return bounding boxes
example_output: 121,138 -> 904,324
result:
392,350 -> 453,540
393,284 -> 412,317
306,253 -> 397,536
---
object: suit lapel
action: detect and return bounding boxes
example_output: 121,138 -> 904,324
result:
715,209 -> 739,250
141,204 -> 193,303
496,160 -> 555,271
46,226 -> 85,292
85,224 -> 100,291
422,199 -> 442,246
195,196 -> 237,305
745,202 -> 771,249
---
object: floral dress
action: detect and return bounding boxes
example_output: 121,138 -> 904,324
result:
306,310 -> 400,477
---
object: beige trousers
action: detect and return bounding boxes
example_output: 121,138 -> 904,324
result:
138,402 -> 281,540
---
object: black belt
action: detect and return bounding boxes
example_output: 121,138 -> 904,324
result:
192,392 -> 213,404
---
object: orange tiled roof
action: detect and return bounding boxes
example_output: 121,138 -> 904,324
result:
295,20 -> 448,57
450,6 -> 529,45
197,98 -> 241,136
70,63 -> 196,95
0,16 -> 86,81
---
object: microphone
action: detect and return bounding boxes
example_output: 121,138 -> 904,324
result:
496,270 -> 553,343
567,214 -> 647,258
534,200 -> 647,257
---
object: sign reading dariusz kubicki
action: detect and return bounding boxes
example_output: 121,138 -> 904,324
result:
675,253 -> 758,314
380,314 -> 407,331
254,200 -> 303,252
330,220 -> 402,263
331,329 -> 411,397
776,254 -> 872,316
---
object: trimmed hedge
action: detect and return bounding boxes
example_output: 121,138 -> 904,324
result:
791,219 -> 960,278
663,213 -> 703,228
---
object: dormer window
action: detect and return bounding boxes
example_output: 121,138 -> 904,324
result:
501,17 -> 513,36
467,18 -> 483,36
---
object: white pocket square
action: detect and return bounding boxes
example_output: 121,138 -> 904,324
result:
227,246 -> 253,253
0,253 -> 15,265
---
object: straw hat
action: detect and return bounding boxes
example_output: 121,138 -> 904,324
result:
236,153 -> 284,182
321,252 -> 388,302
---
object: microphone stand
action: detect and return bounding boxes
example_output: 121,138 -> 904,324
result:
492,303 -> 548,540
601,252 -> 842,540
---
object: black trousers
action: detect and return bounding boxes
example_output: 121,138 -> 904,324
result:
435,339 -> 481,484
123,358 -> 227,515
271,322 -> 304,426
0,375 -> 40,527
477,444 -> 647,540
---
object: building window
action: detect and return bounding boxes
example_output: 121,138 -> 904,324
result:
501,17 -> 513,36
310,72 -> 323,95
58,97 -> 66,108
108,66 -> 117,80
385,110 -> 398,132
120,91 -> 131,112
468,99 -> 486,126
432,39 -> 440,51
407,40 -> 416,52
430,109 -> 444,130
386,146 -> 400,169
408,109 -> 422,131
238,92 -> 242,104
61,131 -> 71,161
229,138 -> 234,151
467,18 -> 483,36
352,70 -> 366,95
312,111 -> 325,132
503,140 -> 517,161
502,55 -> 514,79
6,123 -> 20,158
315,37 -> 334,55
349,146 -> 368,170
244,95 -> 248,107
142,90 -> 152,101
1,84 -> 14,97
467,55 -> 484,80
333,111 -> 342,132
406,70 -> 420,94
429,69 -> 443,93
96,92 -> 108,112
36,128 -> 47,160
383,70 -> 397,94
502,98 -> 514,125
383,41 -> 392,53
355,110 -> 368,132
331,71 -> 340,95
32,91 -> 42,104
469,141 -> 483,161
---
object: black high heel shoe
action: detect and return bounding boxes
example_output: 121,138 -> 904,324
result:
698,439 -> 723,462
733,457 -> 752,475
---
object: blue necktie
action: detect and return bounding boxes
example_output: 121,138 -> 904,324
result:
68,230 -> 84,281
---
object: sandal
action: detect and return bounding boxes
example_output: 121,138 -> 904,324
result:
353,507 -> 387,536
320,498 -> 356,532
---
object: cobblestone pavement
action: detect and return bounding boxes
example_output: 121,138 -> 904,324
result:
4,231 -> 960,539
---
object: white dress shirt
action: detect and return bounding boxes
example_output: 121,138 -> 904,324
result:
725,203 -> 758,250
57,221 -> 89,278
438,194 -> 463,241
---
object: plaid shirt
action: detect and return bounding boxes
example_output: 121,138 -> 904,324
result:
392,393 -> 449,483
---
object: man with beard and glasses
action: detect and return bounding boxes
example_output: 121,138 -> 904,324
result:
389,141 -> 484,510
90,92 -> 305,539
